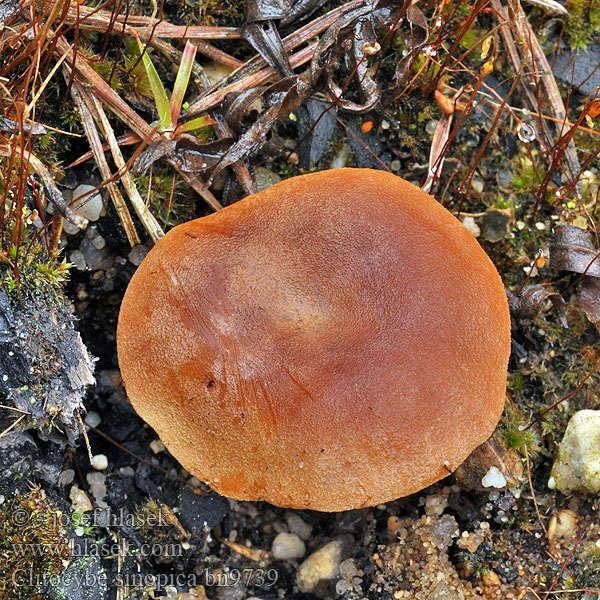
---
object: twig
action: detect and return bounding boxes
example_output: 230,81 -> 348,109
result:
88,94 -> 165,242
0,414 -> 26,440
0,145 -> 86,227
76,410 -> 94,464
70,80 -> 140,246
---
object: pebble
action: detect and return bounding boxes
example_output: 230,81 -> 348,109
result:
547,509 -> 577,541
79,236 -> 111,271
272,532 -> 306,560
480,208 -> 512,242
69,250 -> 86,271
471,176 -> 485,193
91,233 -> 106,250
73,184 -> 103,222
128,244 -> 148,266
119,466 -> 135,477
457,530 -> 485,553
58,469 -> 75,487
69,485 -> 93,513
202,61 -> 234,87
424,492 -> 449,516
549,410 -> 600,493
286,512 -> 313,540
496,169 -> 512,188
482,465 -> 507,489
63,218 -> 82,236
86,472 -> 108,508
461,216 -> 481,237
150,439 -> 166,454
426,120 -> 438,135
91,454 -> 108,471
254,167 -> 281,192
329,143 -> 352,169
84,411 -> 101,428
296,538 -> 348,593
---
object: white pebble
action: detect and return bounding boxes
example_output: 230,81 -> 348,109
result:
549,410 -> 600,493
84,411 -> 101,428
150,439 -> 166,454
91,454 -> 108,470
481,466 -> 507,488
73,184 -> 103,222
272,532 -> 306,560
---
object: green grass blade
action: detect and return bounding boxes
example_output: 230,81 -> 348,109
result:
137,40 -> 171,132
170,41 -> 197,127
176,115 -> 216,134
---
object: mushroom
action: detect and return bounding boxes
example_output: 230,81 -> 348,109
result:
117,168 -> 511,511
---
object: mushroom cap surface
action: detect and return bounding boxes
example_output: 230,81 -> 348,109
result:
117,168 -> 511,511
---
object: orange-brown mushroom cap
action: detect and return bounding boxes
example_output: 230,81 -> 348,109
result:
117,168 -> 511,512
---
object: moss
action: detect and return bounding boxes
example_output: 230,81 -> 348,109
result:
0,185 -> 70,303
133,499 -> 185,565
565,0 -> 600,50
175,0 -> 246,26
510,154 -> 543,192
135,167 -> 196,228
500,401 -> 540,456
0,485 -> 70,600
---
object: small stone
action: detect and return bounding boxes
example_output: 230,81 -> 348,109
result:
390,160 -> 401,172
254,167 -> 281,192
461,216 -> 481,237
296,538 -> 349,593
497,169 -> 512,188
535,221 -> 546,231
91,454 -> 108,470
548,509 -> 577,541
84,411 -> 101,428
424,492 -> 448,516
91,235 -> 106,250
202,61 -> 234,87
128,244 -> 148,266
150,439 -> 166,454
480,208 -> 512,242
69,485 -> 93,513
63,219 -> 82,235
549,410 -> 600,493
329,143 -> 352,169
457,530 -> 485,553
471,176 -> 485,194
482,465 -> 507,488
272,532 -> 306,560
387,515 -> 407,541
286,512 -> 313,540
481,569 -> 501,591
119,466 -> 135,477
86,472 -> 108,508
426,120 -> 438,135
69,250 -> 86,271
58,469 -> 75,487
73,184 -> 103,222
